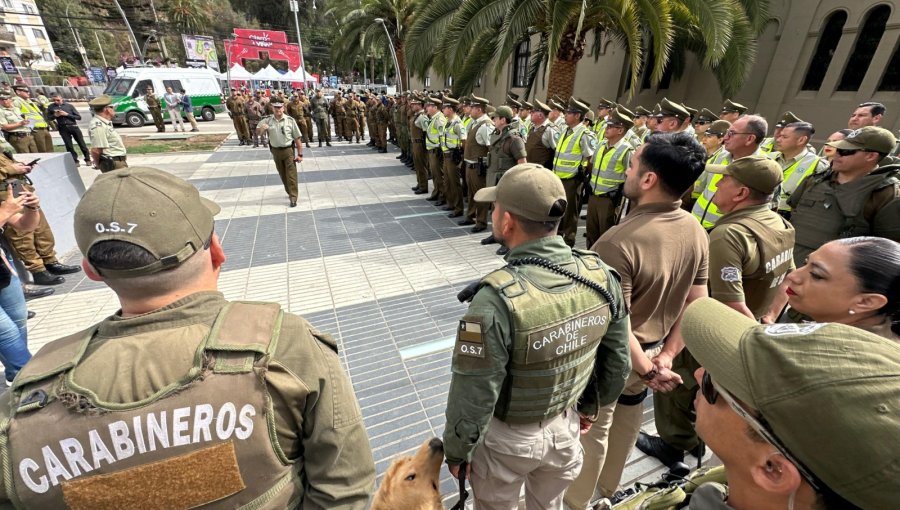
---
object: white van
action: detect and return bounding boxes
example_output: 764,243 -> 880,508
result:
102,67 -> 226,127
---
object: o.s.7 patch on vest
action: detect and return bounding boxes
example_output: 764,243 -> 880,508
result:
526,306 -> 609,364
456,319 -> 485,358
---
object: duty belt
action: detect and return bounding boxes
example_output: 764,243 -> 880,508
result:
110,156 -> 127,161
5,132 -> 30,137
466,162 -> 479,168
271,145 -> 293,150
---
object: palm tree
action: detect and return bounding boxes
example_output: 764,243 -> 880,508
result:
327,0 -> 421,90
405,0 -> 769,99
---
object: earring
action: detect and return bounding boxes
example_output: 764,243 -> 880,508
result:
849,310 -> 856,315
765,461 -> 782,474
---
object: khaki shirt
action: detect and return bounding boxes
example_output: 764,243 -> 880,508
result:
0,292 -> 375,509
258,114 -> 301,148
0,106 -> 28,133
89,115 -> 127,157
708,205 -> 795,317
593,201 -> 709,343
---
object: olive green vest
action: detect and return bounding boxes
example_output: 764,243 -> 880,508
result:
487,126 -> 522,186
482,251 -> 614,424
790,166 -> 899,265
714,211 -> 796,318
1,302 -> 302,509
463,118 -> 490,162
525,124 -> 554,168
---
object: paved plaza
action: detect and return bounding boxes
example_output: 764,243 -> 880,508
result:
24,136 -> 709,506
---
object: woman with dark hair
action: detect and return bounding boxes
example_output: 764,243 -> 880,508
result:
765,236 -> 899,340
821,129 -> 853,161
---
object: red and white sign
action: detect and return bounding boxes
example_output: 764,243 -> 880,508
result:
226,29 -> 301,71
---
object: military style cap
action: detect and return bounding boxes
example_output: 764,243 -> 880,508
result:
75,167 -> 220,279
427,96 -> 442,107
705,120 -> 731,137
706,155 -> 782,194
474,163 -> 566,222
696,108 -> 719,123
584,110 -> 595,122
12,84 -> 28,92
566,97 -> 590,115
684,105 -> 698,119
521,100 -> 533,110
441,96 -> 460,108
774,111 -> 803,128
506,92 -> 520,101
576,97 -> 591,108
827,126 -> 897,154
0,94 -> 10,101
469,95 -> 490,107
721,99 -> 748,114
408,95 -> 424,105
651,103 -> 662,116
494,105 -> 514,121
551,95 -> 564,105
683,298 -> 900,510
596,98 -> 615,109
270,101 -> 285,108
486,105 -> 496,114
606,107 -> 634,130
656,98 -> 689,119
506,96 -> 521,108
88,95 -> 113,108
616,105 -> 635,119
550,99 -> 565,111
532,99 -> 552,114
634,106 -> 651,117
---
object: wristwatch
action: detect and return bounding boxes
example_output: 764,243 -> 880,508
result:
641,368 -> 658,382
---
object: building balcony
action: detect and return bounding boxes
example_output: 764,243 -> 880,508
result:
0,27 -> 15,46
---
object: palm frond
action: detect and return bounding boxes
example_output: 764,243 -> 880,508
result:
676,0 -> 734,67
710,14 -> 757,97
404,0 -> 464,76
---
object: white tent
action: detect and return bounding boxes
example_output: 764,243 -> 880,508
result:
293,68 -> 317,83
253,65 -> 283,81
224,63 -> 253,81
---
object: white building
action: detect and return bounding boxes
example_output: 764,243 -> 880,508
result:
0,0 -> 59,72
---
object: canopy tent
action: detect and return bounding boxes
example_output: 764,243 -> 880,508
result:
293,68 -> 317,83
223,63 -> 253,80
252,65 -> 284,81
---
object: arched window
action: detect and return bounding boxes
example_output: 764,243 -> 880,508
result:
878,41 -> 900,91
801,11 -> 848,91
512,40 -> 530,88
837,5 -> 891,91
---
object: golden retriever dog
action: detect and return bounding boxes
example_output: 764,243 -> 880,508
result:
372,438 -> 445,510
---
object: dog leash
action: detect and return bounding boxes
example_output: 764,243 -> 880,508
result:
450,462 -> 469,510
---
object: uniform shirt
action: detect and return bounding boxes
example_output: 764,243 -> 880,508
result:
473,114 -> 493,147
0,292 -> 375,508
258,114 -> 301,148
593,200 -> 709,343
145,92 -> 162,109
443,236 -> 630,464
537,120 -> 561,148
89,115 -> 127,157
708,205 -> 795,318
0,106 -> 29,133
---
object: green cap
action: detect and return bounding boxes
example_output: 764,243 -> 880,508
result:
634,106 -> 652,117
705,120 -> 731,137
427,96 -> 442,107
506,94 -> 521,108
596,97 -> 615,109
827,126 -> 897,155
657,98 -> 689,119
706,155 -> 782,194
684,105 -> 698,119
441,96 -> 460,108
551,95 -> 564,106
532,99 -> 552,115
494,105 -> 514,122
566,97 -> 590,115
550,99 -> 565,111
584,110 -> 595,122
74,168 -> 220,279
521,100 -> 533,110
774,111 -> 802,128
88,95 -> 113,108
606,107 -> 634,130
0,94 -> 11,101
474,163 -> 566,221
721,99 -> 748,114
469,95 -> 490,107
683,298 -> 900,509
696,108 -> 719,122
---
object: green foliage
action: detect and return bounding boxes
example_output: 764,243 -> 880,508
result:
56,61 -> 81,76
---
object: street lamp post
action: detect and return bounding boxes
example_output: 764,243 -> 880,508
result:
373,18 -> 401,93
110,0 -> 141,59
64,3 -> 90,69
289,0 -> 307,89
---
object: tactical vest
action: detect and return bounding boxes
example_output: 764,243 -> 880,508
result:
410,112 -> 426,140
1,302 -> 302,509
442,117 -> 462,152
525,124 -> 554,167
487,127 -> 522,185
778,151 -> 823,211
461,116 -> 473,131
425,112 -> 445,150
481,251 -> 613,424
760,137 -> 775,153
714,212 -> 796,318
691,149 -> 733,229
17,99 -> 47,128
553,124 -> 588,179
590,138 -> 631,195
592,119 -> 606,140
463,119 -> 491,162
790,167 -> 900,264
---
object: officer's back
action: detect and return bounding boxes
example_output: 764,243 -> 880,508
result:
0,168 -> 375,508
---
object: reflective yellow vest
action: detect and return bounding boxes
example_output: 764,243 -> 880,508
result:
590,138 -> 632,195
592,119 -> 606,140
461,115 -> 473,131
778,150 -> 824,212
426,112 -> 446,150
553,124 -> 589,179
15,98 -> 47,128
691,148 -> 765,229
442,116 -> 462,152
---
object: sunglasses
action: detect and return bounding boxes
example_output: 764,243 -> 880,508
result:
835,148 -> 864,157
701,371 -> 822,490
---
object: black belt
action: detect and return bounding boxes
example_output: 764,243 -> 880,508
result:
640,339 -> 664,351
271,145 -> 293,150
466,162 -> 479,168
111,156 -> 127,161
6,132 -> 30,138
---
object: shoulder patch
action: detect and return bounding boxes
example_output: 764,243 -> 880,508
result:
720,266 -> 741,282
456,318 -> 485,358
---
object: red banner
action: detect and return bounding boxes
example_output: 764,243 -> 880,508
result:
226,29 -> 301,71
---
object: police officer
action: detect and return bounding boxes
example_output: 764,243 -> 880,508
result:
286,93 -> 311,148
552,97 -> 596,247
630,106 -> 652,143
459,96 -> 493,231
637,156 -> 795,469
719,99 -> 747,123
12,86 -> 51,152
374,95 -> 390,153
88,95 -> 128,172
245,94 -> 266,148
653,98 -> 690,134
343,93 -> 359,144
301,92 -> 315,147
0,94 -> 36,153
585,107 -> 634,248
421,97 -> 446,204
408,95 -> 429,195
441,97 -> 466,218
227,91 -> 251,146
444,163 -> 630,510
693,108 -> 718,139
144,85 -> 166,132
257,101 -> 303,207
524,99 -> 560,169
788,126 -> 900,266
309,89 -> 332,147
759,111 -> 800,153
482,106 -> 527,255
0,167 -> 375,508
592,98 -> 615,139
771,121 -> 827,215
332,91 -> 346,141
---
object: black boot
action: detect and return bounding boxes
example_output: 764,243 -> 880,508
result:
24,287 -> 53,300
32,271 -> 64,286
480,234 -> 497,245
635,432 -> 686,468
46,262 -> 81,275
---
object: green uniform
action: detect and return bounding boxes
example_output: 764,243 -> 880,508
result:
144,91 -> 166,132
0,106 -> 36,154
409,109 -> 429,192
258,114 -> 302,202
374,101 -> 390,151
89,115 -> 127,173
13,97 -> 51,152
0,159 -> 59,274
0,292 -> 375,509
309,95 -> 331,144
226,96 -> 250,143
444,236 -> 630,507
463,115 -> 493,227
487,124 -> 526,187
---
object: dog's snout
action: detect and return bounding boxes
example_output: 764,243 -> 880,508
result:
429,438 -> 444,453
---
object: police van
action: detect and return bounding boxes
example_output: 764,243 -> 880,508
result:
102,67 -> 225,127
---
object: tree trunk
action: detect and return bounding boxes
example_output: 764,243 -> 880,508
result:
546,24 -> 587,100
395,42 -> 408,91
